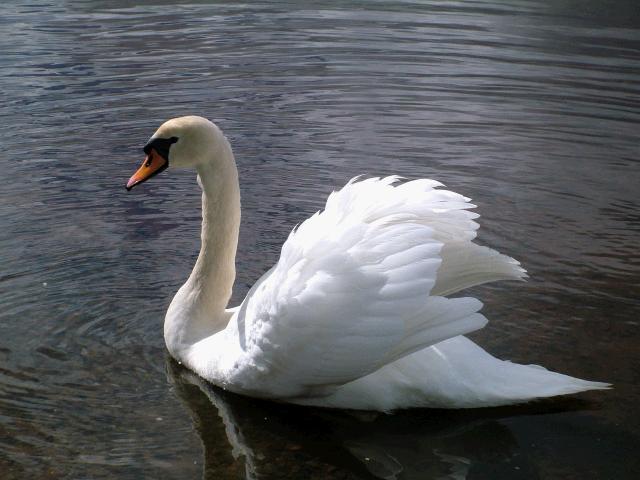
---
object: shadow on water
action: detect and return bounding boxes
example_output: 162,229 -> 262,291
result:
167,357 -> 617,480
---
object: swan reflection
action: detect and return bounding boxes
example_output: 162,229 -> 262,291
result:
165,357 -> 581,479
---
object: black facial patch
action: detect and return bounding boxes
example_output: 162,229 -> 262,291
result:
143,136 -> 179,162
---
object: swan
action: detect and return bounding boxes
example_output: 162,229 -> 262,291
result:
126,115 -> 609,411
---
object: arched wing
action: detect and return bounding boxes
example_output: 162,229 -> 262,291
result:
228,177 -> 510,398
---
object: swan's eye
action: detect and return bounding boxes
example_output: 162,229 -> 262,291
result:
145,153 -> 153,167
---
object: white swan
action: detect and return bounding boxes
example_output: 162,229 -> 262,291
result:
126,116 -> 608,411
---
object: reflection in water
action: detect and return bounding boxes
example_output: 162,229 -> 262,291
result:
168,358 -> 599,479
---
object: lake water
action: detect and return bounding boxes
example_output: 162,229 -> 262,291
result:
1,0 -> 639,478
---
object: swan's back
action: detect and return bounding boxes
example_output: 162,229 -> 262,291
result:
210,178 -> 523,398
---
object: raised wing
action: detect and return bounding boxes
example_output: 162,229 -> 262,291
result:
228,177 -> 518,399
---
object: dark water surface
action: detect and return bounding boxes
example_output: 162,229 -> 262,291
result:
1,0 -> 639,478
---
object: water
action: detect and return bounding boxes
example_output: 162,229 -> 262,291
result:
1,0 -> 639,478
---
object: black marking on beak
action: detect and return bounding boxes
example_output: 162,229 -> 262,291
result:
143,136 -> 179,162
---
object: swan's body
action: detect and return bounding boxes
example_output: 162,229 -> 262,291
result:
128,116 -> 608,411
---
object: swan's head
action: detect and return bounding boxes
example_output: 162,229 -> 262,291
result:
126,116 -> 223,190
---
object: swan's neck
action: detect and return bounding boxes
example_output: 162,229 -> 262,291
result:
164,138 -> 240,357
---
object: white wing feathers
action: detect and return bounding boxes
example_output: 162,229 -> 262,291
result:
432,242 -> 527,296
230,177 -> 523,399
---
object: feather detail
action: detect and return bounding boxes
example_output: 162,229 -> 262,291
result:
298,336 -> 610,411
222,177 -> 509,398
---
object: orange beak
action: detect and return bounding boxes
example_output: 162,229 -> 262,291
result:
126,148 -> 168,191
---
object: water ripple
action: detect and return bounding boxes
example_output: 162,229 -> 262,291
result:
1,0 -> 639,478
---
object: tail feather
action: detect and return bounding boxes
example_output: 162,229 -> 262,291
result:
303,336 -> 610,411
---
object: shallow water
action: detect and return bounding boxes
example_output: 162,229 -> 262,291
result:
1,0 -> 639,478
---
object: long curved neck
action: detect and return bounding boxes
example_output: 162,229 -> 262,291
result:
165,137 -> 240,354
191,143 -> 240,313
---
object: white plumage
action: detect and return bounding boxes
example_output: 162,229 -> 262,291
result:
129,116 -> 609,411
222,177 -> 495,394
